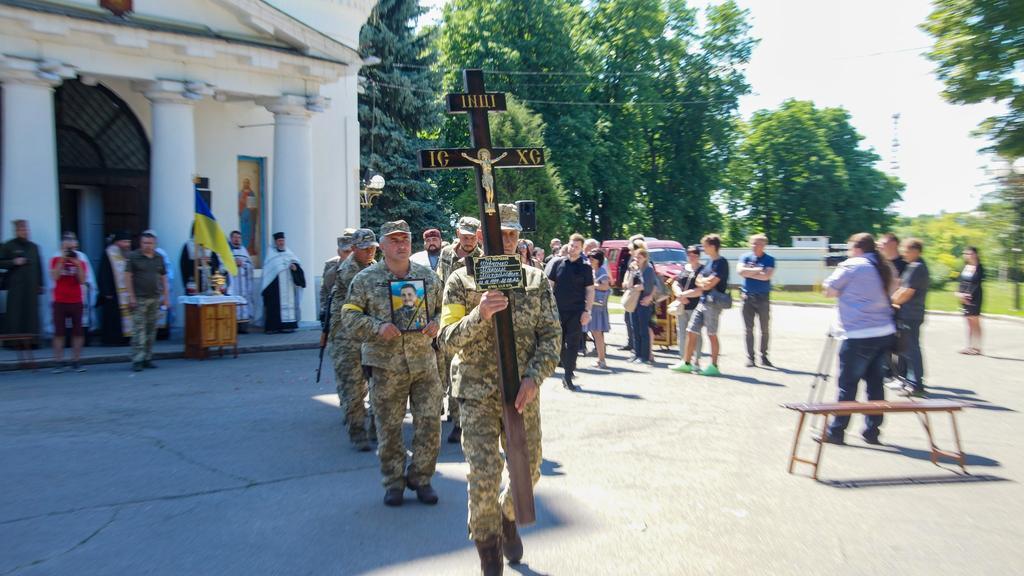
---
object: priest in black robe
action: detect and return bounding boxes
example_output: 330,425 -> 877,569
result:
261,232 -> 305,333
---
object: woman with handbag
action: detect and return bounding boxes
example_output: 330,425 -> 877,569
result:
629,248 -> 658,364
587,250 -> 611,368
677,235 -> 729,376
817,233 -> 896,445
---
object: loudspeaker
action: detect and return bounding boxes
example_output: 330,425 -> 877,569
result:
516,200 -> 537,233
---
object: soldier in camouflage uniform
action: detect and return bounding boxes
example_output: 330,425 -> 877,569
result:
342,220 -> 444,507
436,216 -> 483,444
329,229 -> 378,451
320,229 -> 355,325
438,204 -> 561,574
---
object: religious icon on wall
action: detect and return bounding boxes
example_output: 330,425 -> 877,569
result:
389,279 -> 429,332
237,156 -> 265,268
101,0 -> 133,17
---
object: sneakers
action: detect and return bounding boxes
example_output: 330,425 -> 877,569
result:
52,364 -> 65,374
702,364 -> 721,377
761,356 -> 774,368
671,362 -> 693,373
861,434 -> 883,446
132,362 -> 144,372
746,358 -> 756,368
143,360 -> 157,369
72,362 -> 86,372
813,432 -> 845,445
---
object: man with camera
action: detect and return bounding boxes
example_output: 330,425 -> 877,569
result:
49,232 -> 90,372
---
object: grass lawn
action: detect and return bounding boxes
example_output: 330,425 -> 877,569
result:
609,282 -> 1024,317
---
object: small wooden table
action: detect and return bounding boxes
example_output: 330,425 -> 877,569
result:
180,295 -> 244,360
782,400 -> 969,480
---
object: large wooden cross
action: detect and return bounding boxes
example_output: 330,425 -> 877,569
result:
420,69 -> 545,525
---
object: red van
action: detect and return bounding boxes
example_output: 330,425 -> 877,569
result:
601,238 -> 686,293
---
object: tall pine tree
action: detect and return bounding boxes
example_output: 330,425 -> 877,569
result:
359,0 -> 447,234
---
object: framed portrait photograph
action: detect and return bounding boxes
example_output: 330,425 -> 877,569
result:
389,279 -> 429,332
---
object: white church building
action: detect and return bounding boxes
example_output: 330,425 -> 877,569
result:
0,0 -> 375,326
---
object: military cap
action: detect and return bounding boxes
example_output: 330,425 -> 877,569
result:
380,220 -> 411,237
351,228 -> 378,249
456,216 -> 481,235
499,204 -> 522,231
337,228 -> 356,249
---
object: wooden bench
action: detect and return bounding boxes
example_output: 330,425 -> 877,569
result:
0,333 -> 37,370
782,400 -> 969,480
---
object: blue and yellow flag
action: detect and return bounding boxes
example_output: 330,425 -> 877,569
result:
194,191 -> 238,276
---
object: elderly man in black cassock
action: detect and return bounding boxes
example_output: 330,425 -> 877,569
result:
261,232 -> 305,333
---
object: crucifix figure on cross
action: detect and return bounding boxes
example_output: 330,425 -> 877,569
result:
459,148 -> 509,214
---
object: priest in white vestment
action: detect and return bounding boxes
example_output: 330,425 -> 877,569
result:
228,230 -> 255,332
260,231 -> 305,333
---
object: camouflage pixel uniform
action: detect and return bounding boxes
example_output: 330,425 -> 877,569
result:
329,251 -> 374,443
439,226 -> 561,541
435,236 -> 482,424
342,253 -> 443,490
320,256 -> 341,324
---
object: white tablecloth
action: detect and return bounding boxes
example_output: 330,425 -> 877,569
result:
177,295 -> 247,306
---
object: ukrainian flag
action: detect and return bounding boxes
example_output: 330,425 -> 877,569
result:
194,191 -> 238,276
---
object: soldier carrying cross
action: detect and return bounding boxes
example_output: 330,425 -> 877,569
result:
425,69 -> 561,576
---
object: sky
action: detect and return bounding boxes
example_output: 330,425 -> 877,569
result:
418,0 -> 1007,216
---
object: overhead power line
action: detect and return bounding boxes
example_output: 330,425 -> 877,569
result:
372,79 -> 741,107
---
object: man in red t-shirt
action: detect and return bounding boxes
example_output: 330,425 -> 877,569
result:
50,233 -> 88,373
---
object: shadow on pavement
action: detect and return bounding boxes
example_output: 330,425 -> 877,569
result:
510,562 -> 551,576
540,459 -> 564,477
923,391 -> 1016,413
820,473 -> 1009,489
574,387 -> 644,400
982,354 -> 1024,362
769,366 -> 820,377
847,443 -> 1001,467
713,374 -> 786,387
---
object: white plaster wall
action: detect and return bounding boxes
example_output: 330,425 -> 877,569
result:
720,247 -> 829,288
266,0 -> 375,49
56,0 -> 276,38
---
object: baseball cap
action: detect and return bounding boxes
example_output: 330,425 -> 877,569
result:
338,228 -> 356,250
380,220 -> 411,237
351,228 -> 378,249
499,204 -> 522,231
456,216 -> 481,235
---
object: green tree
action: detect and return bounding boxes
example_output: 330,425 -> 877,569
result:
437,0 -> 596,237
922,0 -> 1024,157
447,98 -> 573,245
359,0 -> 447,233
725,100 -> 903,245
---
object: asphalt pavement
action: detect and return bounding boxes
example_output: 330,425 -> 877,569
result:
1,304 -> 1022,575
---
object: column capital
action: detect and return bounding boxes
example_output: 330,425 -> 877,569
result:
259,94 -> 330,119
134,79 -> 214,105
0,56 -> 75,88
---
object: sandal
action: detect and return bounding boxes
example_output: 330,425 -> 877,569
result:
958,348 -> 974,355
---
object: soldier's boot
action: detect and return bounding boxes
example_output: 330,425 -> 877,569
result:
367,415 -> 377,442
501,516 -> 523,564
351,431 -> 372,453
475,537 -> 503,576
447,425 -> 462,444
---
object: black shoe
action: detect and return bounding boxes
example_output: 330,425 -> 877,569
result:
812,432 -> 845,445
384,488 -> 404,507
562,377 -> 575,391
861,434 -> 883,446
72,362 -> 86,373
132,362 -> 144,372
746,358 -> 756,368
353,437 -> 372,452
447,425 -> 462,444
617,344 -> 633,351
143,360 -> 157,369
761,356 -> 774,368
414,484 -> 439,505
502,516 -> 523,564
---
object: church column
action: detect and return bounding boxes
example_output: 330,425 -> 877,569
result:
137,80 -> 210,326
259,94 -> 324,324
0,57 -> 72,272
